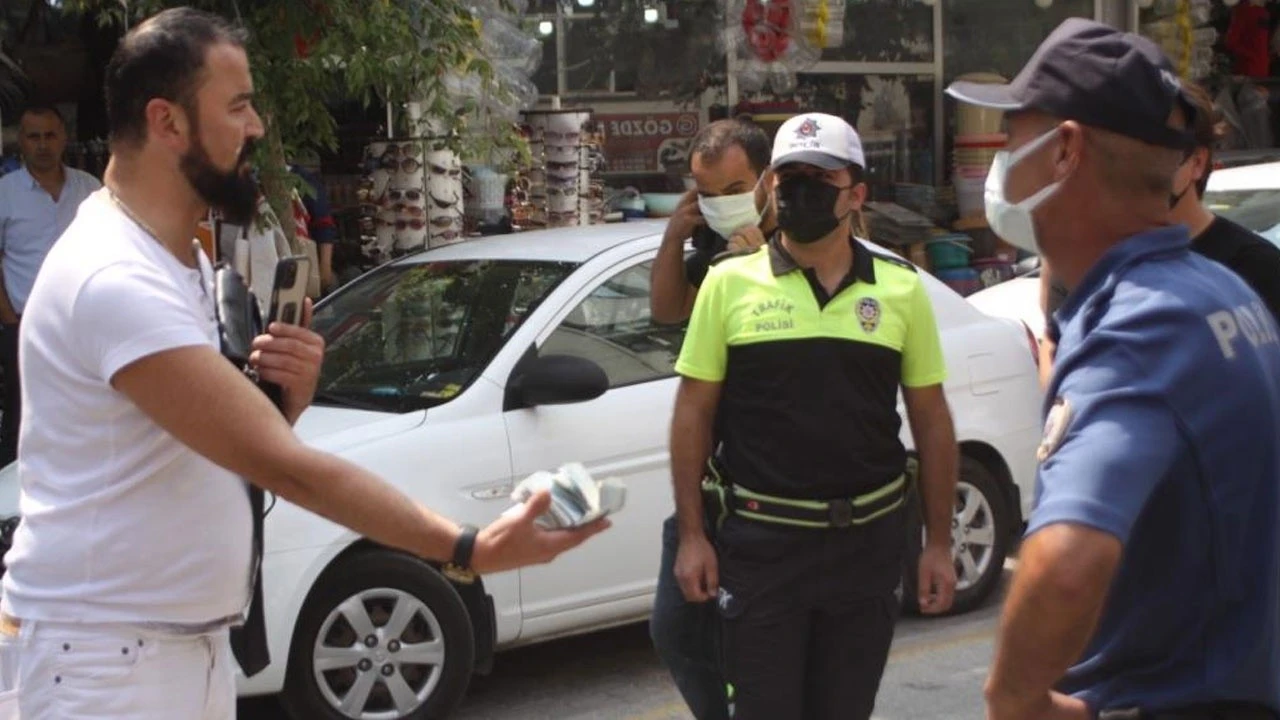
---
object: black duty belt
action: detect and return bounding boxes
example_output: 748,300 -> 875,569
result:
701,459 -> 906,531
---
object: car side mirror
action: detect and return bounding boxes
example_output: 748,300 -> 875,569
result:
505,349 -> 609,410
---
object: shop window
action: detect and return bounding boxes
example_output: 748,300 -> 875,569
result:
821,0 -> 935,63
542,260 -> 688,389
794,73 -> 937,195
565,16 -> 639,93
524,3 -> 714,98
943,0 -> 1095,83
520,15 -> 560,96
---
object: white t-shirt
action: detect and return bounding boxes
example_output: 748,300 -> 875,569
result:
0,190 -> 252,625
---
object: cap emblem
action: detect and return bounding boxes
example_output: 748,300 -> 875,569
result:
794,117 -> 821,139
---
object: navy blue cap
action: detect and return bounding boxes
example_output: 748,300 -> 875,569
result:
945,18 -> 1196,150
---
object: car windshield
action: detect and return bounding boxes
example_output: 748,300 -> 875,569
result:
309,259 -> 578,413
1203,188 -> 1280,248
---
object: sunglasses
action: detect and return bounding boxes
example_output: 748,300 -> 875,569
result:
545,130 -> 581,144
430,215 -> 462,229
433,229 -> 461,242
388,188 -> 422,202
546,160 -> 580,172
395,218 -> 426,231
430,163 -> 462,178
397,205 -> 426,218
548,185 -> 578,198
373,142 -> 422,158
548,211 -> 579,223
430,192 -> 460,209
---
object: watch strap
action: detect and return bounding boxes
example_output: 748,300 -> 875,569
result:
452,525 -> 479,569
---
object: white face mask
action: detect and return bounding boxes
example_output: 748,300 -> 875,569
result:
698,176 -> 764,240
984,127 -> 1064,254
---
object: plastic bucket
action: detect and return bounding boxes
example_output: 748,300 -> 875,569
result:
926,238 -> 973,270
952,73 -> 1009,137
935,267 -> 982,296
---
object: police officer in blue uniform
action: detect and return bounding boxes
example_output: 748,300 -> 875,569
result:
947,19 -> 1280,720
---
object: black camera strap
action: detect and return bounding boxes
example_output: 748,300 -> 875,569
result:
210,257 -> 273,678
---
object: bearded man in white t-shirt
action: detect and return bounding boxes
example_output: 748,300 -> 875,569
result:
0,9 -> 607,719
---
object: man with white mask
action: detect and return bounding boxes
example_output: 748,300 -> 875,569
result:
948,18 -> 1280,720
649,117 -> 774,720
651,118 -> 775,326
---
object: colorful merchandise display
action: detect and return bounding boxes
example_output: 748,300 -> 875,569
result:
356,138 -> 466,268
723,0 -> 822,96
512,109 -> 606,230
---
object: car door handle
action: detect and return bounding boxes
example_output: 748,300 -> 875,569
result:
470,484 -> 513,500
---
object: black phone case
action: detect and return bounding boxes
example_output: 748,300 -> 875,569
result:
213,261 -> 285,412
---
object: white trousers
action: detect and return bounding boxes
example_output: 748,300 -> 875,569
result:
5,620 -> 235,720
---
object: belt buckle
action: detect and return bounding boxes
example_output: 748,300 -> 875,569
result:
828,500 -> 854,528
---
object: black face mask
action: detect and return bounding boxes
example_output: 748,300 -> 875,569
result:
775,174 -> 848,244
1168,148 -> 1198,209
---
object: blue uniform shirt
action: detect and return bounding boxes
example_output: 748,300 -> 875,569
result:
1033,226 -> 1280,714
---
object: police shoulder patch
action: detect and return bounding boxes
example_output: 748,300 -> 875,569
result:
866,247 -> 918,273
1036,397 -> 1073,463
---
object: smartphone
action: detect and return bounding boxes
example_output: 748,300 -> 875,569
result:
267,256 -> 312,326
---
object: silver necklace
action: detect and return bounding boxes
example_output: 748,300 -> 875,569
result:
107,189 -> 211,303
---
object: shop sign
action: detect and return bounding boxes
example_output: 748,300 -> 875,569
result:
597,112 -> 701,174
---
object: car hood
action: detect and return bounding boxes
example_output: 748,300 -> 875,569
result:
293,404 -> 425,453
0,406 -> 424,520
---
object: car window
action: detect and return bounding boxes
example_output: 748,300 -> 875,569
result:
310,259 -> 577,412
541,260 -> 688,389
1203,189 -> 1280,248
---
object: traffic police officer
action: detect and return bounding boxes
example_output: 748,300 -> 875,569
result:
669,113 -> 960,720
947,19 -> 1280,720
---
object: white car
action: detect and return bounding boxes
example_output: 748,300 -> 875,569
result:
1201,160 -> 1280,245
966,265 -> 1044,341
969,160 -> 1280,340
0,221 -> 1043,720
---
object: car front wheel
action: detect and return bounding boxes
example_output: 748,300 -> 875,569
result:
282,550 -> 476,720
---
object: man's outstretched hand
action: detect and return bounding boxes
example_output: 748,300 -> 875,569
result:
470,490 -> 611,574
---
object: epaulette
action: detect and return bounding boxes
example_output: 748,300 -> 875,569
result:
709,246 -> 761,266
865,245 -> 918,273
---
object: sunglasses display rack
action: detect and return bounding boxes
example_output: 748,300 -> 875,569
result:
355,138 -> 467,267
512,109 -> 607,231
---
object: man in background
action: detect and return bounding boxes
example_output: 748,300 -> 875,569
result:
290,161 -> 338,293
1038,80 -> 1280,386
648,117 -> 774,720
1168,82 -> 1280,321
0,105 -> 100,465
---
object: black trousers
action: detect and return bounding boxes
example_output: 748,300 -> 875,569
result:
0,319 -> 19,466
715,507 -> 905,720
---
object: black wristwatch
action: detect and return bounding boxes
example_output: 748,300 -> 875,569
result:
442,525 -> 479,584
